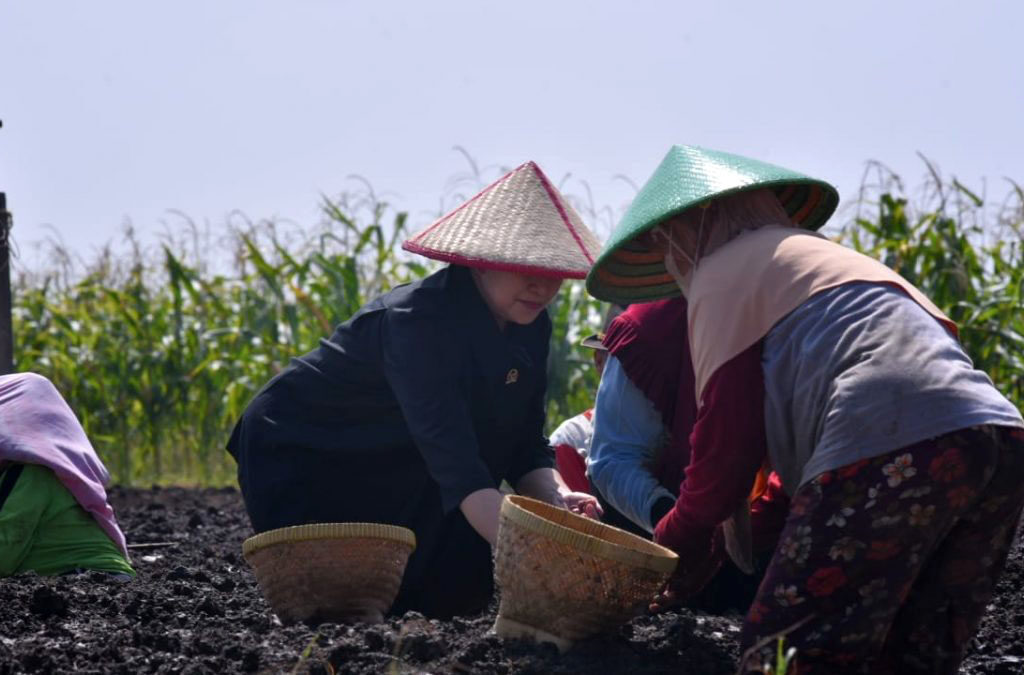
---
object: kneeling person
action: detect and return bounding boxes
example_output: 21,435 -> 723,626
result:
0,373 -> 134,579
228,162 -> 603,619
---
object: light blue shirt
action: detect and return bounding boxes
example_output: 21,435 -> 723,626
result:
588,356 -> 677,533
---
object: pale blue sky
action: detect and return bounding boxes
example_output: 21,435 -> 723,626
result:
2,1 -> 1021,268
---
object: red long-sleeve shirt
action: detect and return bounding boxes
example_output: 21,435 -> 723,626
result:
654,342 -> 783,566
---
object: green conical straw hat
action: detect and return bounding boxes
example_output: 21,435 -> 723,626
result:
586,145 -> 840,304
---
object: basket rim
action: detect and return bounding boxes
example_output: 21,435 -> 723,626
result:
500,495 -> 679,574
242,522 -> 416,557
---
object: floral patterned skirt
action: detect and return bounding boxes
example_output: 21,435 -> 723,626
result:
739,425 -> 1024,674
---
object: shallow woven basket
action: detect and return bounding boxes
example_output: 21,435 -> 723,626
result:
242,523 -> 415,625
492,495 -> 678,651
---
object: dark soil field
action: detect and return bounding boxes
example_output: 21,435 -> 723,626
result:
1,487 -> 1023,674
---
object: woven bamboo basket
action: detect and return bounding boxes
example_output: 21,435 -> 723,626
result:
492,495 -> 679,651
242,522 -> 415,625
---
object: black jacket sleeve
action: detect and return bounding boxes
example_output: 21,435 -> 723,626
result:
380,306 -> 497,514
507,351 -> 555,485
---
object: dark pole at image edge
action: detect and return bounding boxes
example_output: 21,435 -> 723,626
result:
0,118 -> 13,374
0,192 -> 12,375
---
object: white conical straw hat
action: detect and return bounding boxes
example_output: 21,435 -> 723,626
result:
402,161 -> 602,279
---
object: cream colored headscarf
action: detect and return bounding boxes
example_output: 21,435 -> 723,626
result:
653,189 -> 795,294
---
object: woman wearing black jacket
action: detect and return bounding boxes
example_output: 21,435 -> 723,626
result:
228,161 -> 603,618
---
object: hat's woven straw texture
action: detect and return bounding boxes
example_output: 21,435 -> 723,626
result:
587,145 -> 840,304
242,523 -> 415,625
403,162 -> 602,280
492,496 -> 678,651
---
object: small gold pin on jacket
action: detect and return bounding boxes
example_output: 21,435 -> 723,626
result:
505,369 -> 519,385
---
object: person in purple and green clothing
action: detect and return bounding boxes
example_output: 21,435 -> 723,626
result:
0,373 -> 134,579
587,144 -> 1024,674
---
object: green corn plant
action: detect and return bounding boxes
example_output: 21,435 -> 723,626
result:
14,191 -> 605,484
835,162 -> 1023,410
763,637 -> 797,675
13,163 -> 1021,485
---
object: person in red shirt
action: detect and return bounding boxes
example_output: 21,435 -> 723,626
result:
589,297 -> 788,613
550,298 -> 788,612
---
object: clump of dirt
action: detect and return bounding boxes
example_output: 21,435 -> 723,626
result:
0,486 -> 1021,673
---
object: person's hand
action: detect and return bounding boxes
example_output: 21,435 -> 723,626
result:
516,468 -> 603,520
559,491 -> 603,520
649,525 -> 725,613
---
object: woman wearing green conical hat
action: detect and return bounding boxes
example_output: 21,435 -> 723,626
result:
587,145 -> 1024,673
